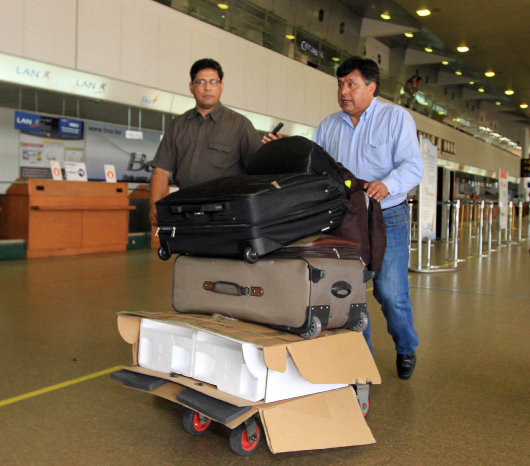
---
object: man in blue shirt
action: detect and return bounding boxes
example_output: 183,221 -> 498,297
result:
313,56 -> 423,380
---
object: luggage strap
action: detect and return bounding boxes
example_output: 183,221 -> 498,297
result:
203,281 -> 264,297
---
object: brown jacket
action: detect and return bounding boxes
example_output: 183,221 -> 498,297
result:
330,163 -> 387,273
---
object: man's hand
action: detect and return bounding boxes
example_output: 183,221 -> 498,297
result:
363,180 -> 388,202
261,131 -> 282,144
149,167 -> 171,226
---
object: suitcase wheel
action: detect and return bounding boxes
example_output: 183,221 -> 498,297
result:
182,409 -> 212,436
158,246 -> 171,261
349,311 -> 368,332
300,315 -> 322,339
243,246 -> 259,264
229,419 -> 261,456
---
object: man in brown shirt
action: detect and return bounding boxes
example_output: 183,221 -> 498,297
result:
149,58 -> 263,226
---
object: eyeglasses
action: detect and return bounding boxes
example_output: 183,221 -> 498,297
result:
192,79 -> 222,86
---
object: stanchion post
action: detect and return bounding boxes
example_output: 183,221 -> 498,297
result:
487,201 -> 494,253
517,201 -> 523,242
453,200 -> 461,266
497,201 -> 503,246
507,201 -> 513,242
478,200 -> 485,256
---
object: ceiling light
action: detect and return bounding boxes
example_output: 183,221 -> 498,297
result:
380,12 -> 391,20
416,9 -> 431,16
484,71 -> 495,77
457,46 -> 469,53
331,57 -> 341,62
285,34 -> 295,40
478,88 -> 485,93
521,103 -> 529,109
404,32 -> 414,38
424,47 -> 433,53
469,81 -> 475,85
455,70 -> 463,76
505,89 -> 514,95
495,101 -> 502,106
217,3 -> 229,9
442,60 -> 449,65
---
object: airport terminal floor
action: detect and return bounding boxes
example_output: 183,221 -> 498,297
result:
0,235 -> 529,465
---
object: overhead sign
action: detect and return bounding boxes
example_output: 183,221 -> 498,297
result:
59,117 -> 83,138
15,111 -> 83,139
15,111 -> 41,132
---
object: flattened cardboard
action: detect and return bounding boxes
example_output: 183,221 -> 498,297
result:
259,386 -> 375,453
286,331 -> 381,385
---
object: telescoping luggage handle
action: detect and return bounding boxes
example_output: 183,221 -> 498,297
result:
203,281 -> 264,297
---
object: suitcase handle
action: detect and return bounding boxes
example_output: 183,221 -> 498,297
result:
331,281 -> 352,298
203,281 -> 264,297
170,203 -> 225,215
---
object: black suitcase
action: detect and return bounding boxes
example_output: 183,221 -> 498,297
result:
246,136 -> 344,185
155,173 -> 348,262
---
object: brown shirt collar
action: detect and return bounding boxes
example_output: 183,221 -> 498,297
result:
188,102 -> 224,122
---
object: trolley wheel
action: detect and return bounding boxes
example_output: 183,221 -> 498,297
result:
354,384 -> 371,418
158,246 -> 171,261
182,409 -> 212,436
349,310 -> 368,332
243,246 -> 259,264
300,315 -> 322,339
229,421 -> 261,456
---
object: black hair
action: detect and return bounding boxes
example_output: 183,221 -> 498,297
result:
190,58 -> 224,82
337,56 -> 379,96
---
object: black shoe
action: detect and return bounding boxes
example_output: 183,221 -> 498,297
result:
396,352 -> 416,379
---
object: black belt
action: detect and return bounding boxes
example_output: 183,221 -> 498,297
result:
382,200 -> 407,211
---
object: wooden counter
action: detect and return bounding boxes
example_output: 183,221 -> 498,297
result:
0,179 -> 134,258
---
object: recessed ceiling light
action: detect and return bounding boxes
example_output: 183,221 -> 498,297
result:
331,57 -> 341,62
285,34 -> 295,40
404,32 -> 414,38
505,89 -> 514,95
521,103 -> 529,109
424,47 -> 433,53
380,12 -> 391,20
469,81 -> 475,85
217,3 -> 229,9
478,88 -> 485,93
455,70 -> 463,76
416,9 -> 431,16
457,46 -> 470,53
495,101 -> 502,106
484,71 -> 495,77
442,60 -> 449,65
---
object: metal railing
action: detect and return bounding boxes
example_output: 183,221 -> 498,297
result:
409,197 -> 529,272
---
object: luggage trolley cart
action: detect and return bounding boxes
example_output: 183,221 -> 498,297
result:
110,369 -> 372,456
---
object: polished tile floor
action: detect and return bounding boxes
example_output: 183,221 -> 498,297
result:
0,233 -> 529,465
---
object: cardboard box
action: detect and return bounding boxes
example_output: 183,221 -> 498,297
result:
116,311 -> 381,453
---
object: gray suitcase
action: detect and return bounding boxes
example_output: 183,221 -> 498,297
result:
172,236 -> 369,338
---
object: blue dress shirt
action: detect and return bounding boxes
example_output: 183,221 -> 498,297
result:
313,98 -> 424,210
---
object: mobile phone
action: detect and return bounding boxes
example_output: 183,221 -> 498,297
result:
271,122 -> 284,135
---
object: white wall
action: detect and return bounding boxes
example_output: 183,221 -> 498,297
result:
0,108 -> 22,191
0,0 -> 520,185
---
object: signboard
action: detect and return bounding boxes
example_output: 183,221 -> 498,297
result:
65,161 -> 88,181
418,137 -> 438,240
49,160 -> 63,180
521,158 -> 530,178
104,164 -> 117,183
498,169 -> 508,230
85,121 -> 161,183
